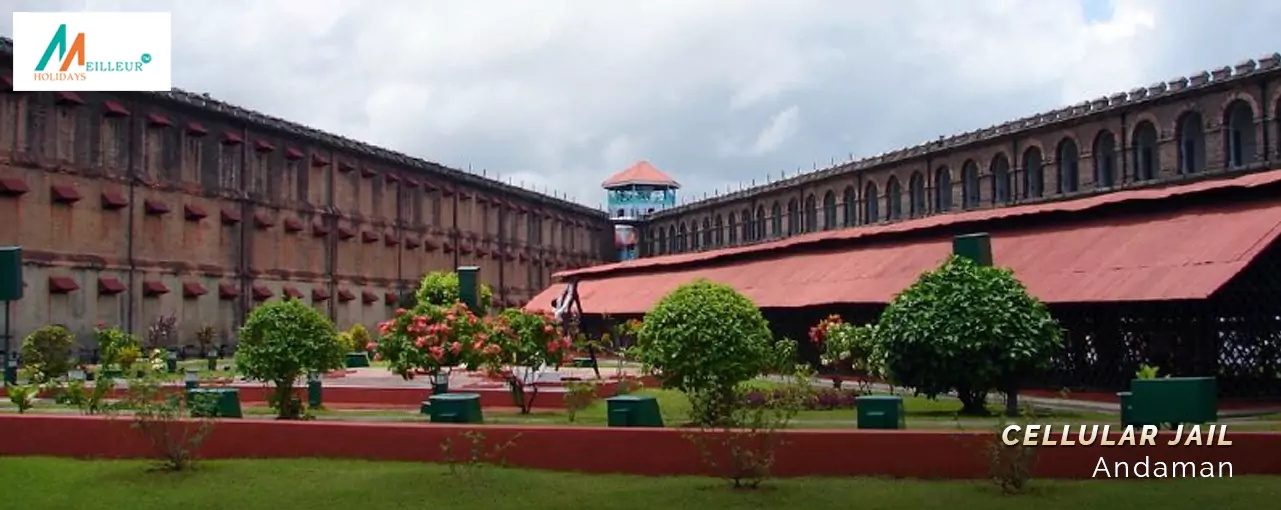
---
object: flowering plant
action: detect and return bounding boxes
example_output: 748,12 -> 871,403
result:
489,309 -> 572,413
373,302 -> 502,380
809,315 -> 880,384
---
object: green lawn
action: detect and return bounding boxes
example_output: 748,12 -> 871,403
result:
228,387 -> 1118,430
0,457 -> 1274,510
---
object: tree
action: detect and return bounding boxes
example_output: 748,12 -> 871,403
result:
636,280 -> 777,426
489,308 -> 572,413
416,271 -> 493,311
235,298 -> 345,419
373,302 -> 502,381
874,255 -> 1062,415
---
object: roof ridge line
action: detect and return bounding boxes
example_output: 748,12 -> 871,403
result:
561,167 -> 1281,280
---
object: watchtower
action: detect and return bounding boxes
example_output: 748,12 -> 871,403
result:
602,161 -> 679,261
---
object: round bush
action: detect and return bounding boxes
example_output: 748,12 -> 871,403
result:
235,298 -> 345,417
21,325 -> 76,383
636,280 -> 775,395
415,271 -> 493,311
875,255 -> 1062,414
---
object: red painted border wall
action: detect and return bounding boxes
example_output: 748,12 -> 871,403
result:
2,415 -> 1279,478
0,377 -> 655,410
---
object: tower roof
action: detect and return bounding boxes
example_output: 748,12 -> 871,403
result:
602,160 -> 680,189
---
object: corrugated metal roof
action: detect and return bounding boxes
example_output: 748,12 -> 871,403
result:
526,172 -> 1281,314
560,168 -> 1281,281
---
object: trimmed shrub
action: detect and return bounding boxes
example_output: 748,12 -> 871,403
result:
235,298 -> 345,419
21,325 -> 76,383
875,255 -> 1061,415
415,271 -> 493,311
636,280 -> 777,425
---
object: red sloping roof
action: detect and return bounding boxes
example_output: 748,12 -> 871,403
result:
565,168 -> 1281,280
601,160 -> 680,189
526,191 -> 1281,314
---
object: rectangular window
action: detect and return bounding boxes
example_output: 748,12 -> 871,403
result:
183,135 -> 203,183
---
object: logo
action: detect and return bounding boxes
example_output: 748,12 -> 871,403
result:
13,12 -> 171,92
34,24 -> 85,73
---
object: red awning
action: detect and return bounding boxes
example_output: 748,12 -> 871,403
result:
528,171 -> 1281,314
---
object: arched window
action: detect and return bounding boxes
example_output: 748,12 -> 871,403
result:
1093,131 -> 1117,188
990,154 -> 1011,204
864,181 -> 879,224
961,160 -> 980,208
822,191 -> 837,230
804,194 -> 818,233
1057,138 -> 1079,194
756,206 -> 766,240
770,202 -> 782,237
1224,101 -> 1255,169
701,217 -> 712,247
740,209 -> 751,243
690,221 -> 700,251
933,166 -> 952,212
909,172 -> 926,217
1177,111 -> 1205,174
657,226 -> 668,255
727,213 -> 737,245
786,198 -> 799,236
1022,147 -> 1044,199
842,186 -> 856,226
713,215 -> 724,247
677,223 -> 687,252
1132,121 -> 1159,181
886,177 -> 902,220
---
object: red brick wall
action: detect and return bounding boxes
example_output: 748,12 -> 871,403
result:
0,75 -> 612,347
1,415 -> 1278,478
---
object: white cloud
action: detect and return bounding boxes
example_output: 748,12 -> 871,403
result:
749,106 -> 801,156
1,0 -> 1275,208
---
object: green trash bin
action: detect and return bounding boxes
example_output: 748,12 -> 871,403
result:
1117,391 -> 1136,426
345,352 -> 370,368
1130,377 -> 1217,425
428,392 -> 484,423
606,394 -> 663,427
187,388 -> 243,418
855,395 -> 904,429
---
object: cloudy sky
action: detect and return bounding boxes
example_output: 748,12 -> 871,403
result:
3,1 -> 1278,209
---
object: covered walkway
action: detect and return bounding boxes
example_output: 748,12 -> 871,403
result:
530,169 -> 1281,313
527,169 -> 1281,398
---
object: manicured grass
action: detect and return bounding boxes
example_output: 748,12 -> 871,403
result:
0,457 -> 1275,510
228,387 -> 1118,430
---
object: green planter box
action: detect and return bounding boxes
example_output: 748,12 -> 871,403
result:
1129,377 -> 1217,425
345,352 -> 370,368
187,388 -> 243,418
606,395 -> 663,427
427,393 -> 483,423
855,395 -> 905,429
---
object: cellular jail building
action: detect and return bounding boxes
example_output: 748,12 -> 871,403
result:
0,38 -> 615,350
532,52 -> 1281,399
